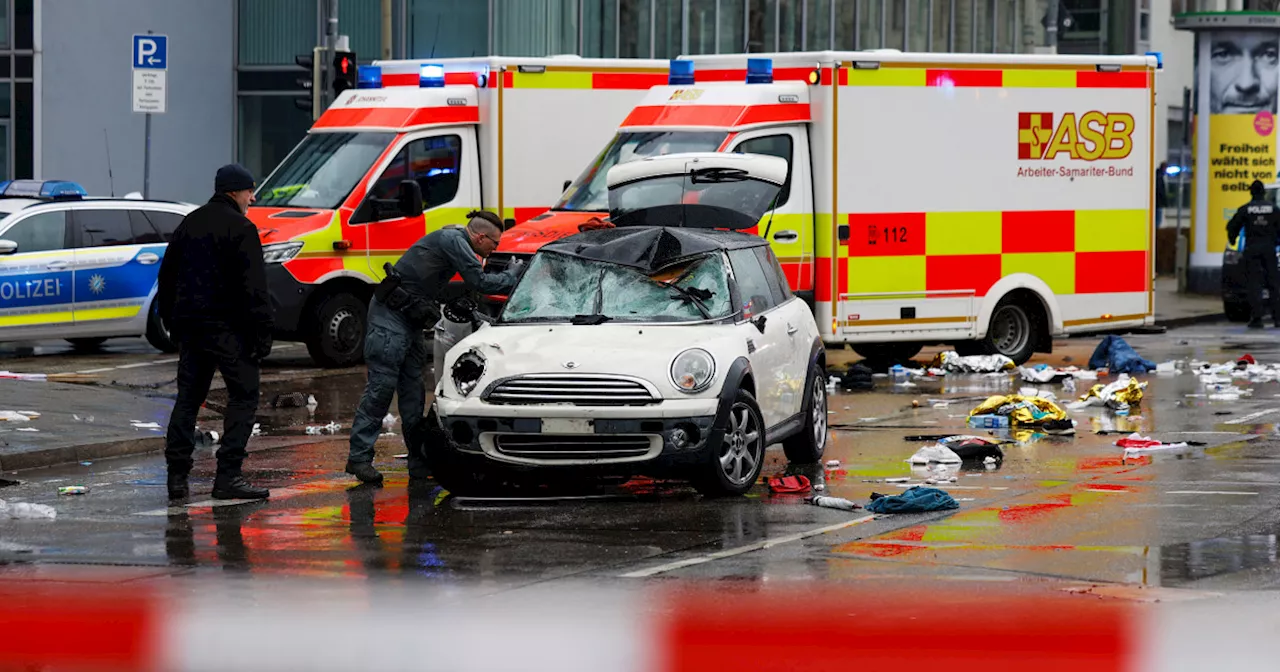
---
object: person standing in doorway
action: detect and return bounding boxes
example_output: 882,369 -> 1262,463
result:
158,164 -> 274,500
1155,162 -> 1169,227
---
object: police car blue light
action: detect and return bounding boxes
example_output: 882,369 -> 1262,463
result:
0,179 -> 87,200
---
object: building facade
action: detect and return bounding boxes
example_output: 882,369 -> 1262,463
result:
16,1 -> 1205,203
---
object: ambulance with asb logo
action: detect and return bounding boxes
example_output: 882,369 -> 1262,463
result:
247,56 -> 668,366
496,51 -> 1159,364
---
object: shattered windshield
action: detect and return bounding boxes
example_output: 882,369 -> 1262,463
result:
255,132 -> 395,209
554,131 -> 728,212
501,252 -> 733,323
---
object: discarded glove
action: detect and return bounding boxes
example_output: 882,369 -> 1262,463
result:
866,486 -> 960,514
968,394 -> 1068,426
1088,335 -> 1156,374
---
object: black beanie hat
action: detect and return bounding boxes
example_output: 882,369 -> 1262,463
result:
215,163 -> 255,193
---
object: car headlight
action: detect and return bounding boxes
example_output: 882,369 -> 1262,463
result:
452,349 -> 486,396
670,348 -> 716,393
262,242 -> 304,264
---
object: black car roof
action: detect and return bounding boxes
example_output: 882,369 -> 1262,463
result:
540,226 -> 765,274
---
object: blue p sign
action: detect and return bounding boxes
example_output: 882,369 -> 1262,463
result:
133,35 -> 168,70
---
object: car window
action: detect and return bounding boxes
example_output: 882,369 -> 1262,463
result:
128,211 -> 164,244
754,246 -> 792,303
1,211 -> 67,254
75,209 -> 136,248
728,248 -> 776,318
733,134 -> 793,208
369,134 -> 462,216
143,210 -> 183,242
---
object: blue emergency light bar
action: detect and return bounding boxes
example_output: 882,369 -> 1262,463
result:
1145,51 -> 1163,70
746,58 -> 773,84
420,64 -> 445,88
356,65 -> 382,89
669,60 -> 695,85
0,179 -> 87,200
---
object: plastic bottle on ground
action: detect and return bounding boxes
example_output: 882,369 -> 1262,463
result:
810,496 -> 860,511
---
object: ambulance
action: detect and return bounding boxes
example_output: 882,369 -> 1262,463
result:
249,56 -> 667,366
495,51 -> 1159,365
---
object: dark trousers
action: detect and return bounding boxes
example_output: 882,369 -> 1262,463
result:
1244,251 -> 1280,323
348,299 -> 427,472
165,342 -> 261,479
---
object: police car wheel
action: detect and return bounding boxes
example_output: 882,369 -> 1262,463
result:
306,292 -> 367,368
66,338 -> 107,350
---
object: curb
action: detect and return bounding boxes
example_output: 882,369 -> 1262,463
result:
0,436 -> 166,472
1154,312 -> 1225,329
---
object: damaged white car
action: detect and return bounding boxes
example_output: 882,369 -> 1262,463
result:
430,153 -> 826,496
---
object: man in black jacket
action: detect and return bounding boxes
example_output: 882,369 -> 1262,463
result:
158,164 -> 274,500
1227,179 -> 1280,329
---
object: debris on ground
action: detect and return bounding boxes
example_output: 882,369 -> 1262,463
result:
1089,335 -> 1156,374
383,414 -> 398,430
305,422 -> 342,436
0,410 -> 39,422
1018,364 -> 1100,384
0,371 -> 98,383
1116,433 -> 1193,459
271,392 -> 310,408
251,423 -> 262,437
968,394 -> 1070,430
0,498 -> 56,519
194,429 -> 219,447
835,363 -> 874,391
72,414 -> 95,423
937,435 -> 1006,465
306,395 -> 318,413
768,475 -> 811,494
931,351 -> 1016,373
57,486 -> 88,496
0,478 -> 20,488
1071,376 -> 1147,411
908,445 -> 962,465
809,495 -> 860,511
130,421 -> 162,430
824,459 -> 840,468
15,427 -> 38,432
866,487 -> 960,514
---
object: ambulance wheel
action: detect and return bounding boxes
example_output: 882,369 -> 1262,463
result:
852,343 -> 922,363
306,292 -> 366,368
1224,301 -> 1252,323
67,338 -> 107,350
982,297 -> 1040,365
145,301 -> 177,353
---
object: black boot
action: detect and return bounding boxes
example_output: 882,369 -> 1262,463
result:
167,472 -> 189,500
212,475 -> 269,500
345,461 -> 384,484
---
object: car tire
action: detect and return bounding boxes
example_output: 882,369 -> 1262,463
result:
851,343 -> 922,363
66,337 -> 107,350
693,389 -> 766,497
979,296 -> 1040,365
145,300 -> 178,353
305,292 -> 367,368
782,363 -> 828,464
1224,301 -> 1252,323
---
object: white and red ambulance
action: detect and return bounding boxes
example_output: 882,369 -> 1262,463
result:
497,51 -> 1159,364
246,56 -> 668,366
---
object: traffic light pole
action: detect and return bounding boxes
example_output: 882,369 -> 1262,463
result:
324,0 -> 339,110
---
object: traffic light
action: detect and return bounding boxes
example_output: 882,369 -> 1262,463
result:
332,50 -> 356,97
295,48 -> 322,119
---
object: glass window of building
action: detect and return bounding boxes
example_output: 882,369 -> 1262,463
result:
806,0 -> 832,50
620,0 -> 653,57
860,0 -> 883,50
747,0 -> 767,52
834,0 -> 857,49
409,0 -> 488,58
583,0 -> 619,56
493,0 -> 577,57
775,0 -> 804,52
238,0 -> 315,66
719,0 -> 746,53
687,0 -> 716,54
654,0 -> 681,58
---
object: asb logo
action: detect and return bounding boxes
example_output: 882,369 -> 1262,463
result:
1018,112 -> 1136,161
668,89 -> 704,101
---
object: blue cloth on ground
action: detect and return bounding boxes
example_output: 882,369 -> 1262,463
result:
865,487 -> 959,514
1088,335 -> 1155,374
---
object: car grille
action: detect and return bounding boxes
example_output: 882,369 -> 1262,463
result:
484,375 -> 657,406
493,434 -> 656,460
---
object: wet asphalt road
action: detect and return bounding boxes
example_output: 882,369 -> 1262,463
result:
5,324 -> 1280,595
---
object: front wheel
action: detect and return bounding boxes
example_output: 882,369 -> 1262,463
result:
981,298 -> 1039,365
693,389 -> 766,497
782,364 -> 828,464
305,292 -> 367,368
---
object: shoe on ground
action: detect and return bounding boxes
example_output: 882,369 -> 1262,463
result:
212,475 -> 270,500
167,473 -> 189,500
1248,320 -> 1265,329
345,461 -> 384,484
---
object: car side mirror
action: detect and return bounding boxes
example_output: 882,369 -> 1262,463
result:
0,240 -> 15,255
562,179 -> 572,192
752,315 -> 767,334
397,180 -> 424,218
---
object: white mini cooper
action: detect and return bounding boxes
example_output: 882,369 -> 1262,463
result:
430,154 -> 826,496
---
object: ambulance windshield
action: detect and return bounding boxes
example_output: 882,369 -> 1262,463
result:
554,131 -> 727,212
255,132 -> 395,209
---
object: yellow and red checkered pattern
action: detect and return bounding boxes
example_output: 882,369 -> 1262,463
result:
814,209 -> 1149,302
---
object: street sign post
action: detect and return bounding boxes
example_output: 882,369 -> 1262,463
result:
132,34 -> 167,199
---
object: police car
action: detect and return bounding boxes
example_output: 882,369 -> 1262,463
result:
0,180 -> 195,351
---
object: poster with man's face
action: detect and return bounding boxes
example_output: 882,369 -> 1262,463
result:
1210,30 -> 1280,114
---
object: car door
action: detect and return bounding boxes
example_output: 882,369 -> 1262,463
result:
755,244 -> 814,421
0,209 -> 74,337
350,130 -> 480,281
69,207 -> 156,331
727,247 -> 787,430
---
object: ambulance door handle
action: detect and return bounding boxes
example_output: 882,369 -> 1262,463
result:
772,230 -> 799,243
137,253 -> 160,265
45,261 -> 67,270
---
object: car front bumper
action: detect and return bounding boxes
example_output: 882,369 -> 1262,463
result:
434,396 -> 721,468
